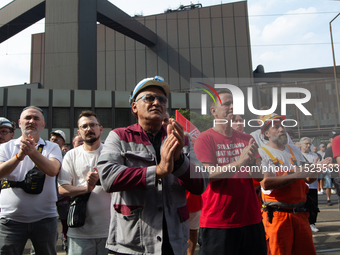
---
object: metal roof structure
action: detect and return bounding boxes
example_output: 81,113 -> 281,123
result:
0,0 -> 156,90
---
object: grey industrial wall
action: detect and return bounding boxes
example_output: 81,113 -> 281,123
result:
30,1 -> 253,91
2,77 -> 338,146
0,87 -> 201,144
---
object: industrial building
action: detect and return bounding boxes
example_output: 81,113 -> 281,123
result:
0,0 -> 339,145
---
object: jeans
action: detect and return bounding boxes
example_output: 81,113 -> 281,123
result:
0,217 -> 58,255
68,237 -> 108,255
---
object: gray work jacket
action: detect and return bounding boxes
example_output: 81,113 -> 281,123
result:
97,123 -> 208,255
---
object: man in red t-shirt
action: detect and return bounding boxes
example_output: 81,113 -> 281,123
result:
194,89 -> 266,254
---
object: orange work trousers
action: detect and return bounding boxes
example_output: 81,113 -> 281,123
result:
262,210 -> 316,255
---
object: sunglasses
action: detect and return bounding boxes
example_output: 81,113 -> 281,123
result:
135,94 -> 168,105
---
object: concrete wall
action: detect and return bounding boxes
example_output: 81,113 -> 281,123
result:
43,0 -> 97,90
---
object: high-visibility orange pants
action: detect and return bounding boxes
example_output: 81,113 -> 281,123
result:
262,210 -> 316,255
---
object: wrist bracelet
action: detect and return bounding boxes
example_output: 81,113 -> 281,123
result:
15,153 -> 23,161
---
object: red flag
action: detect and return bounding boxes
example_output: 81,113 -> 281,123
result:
175,110 -> 200,143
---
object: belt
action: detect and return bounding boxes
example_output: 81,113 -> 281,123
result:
270,207 -> 307,213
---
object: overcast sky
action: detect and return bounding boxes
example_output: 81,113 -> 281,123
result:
0,0 -> 340,86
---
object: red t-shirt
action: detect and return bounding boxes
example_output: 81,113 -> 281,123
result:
332,135 -> 340,177
186,191 -> 202,213
194,128 -> 262,229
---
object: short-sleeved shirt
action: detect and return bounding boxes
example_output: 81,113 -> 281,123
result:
0,137 -> 62,223
194,128 -> 262,229
58,144 -> 111,239
332,136 -> 340,160
259,144 -> 308,206
332,136 -> 340,177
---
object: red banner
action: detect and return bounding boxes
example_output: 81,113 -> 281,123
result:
175,110 -> 200,143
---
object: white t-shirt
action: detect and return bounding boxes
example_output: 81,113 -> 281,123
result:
58,144 -> 111,239
250,129 -> 294,148
0,137 -> 62,223
302,151 -> 319,190
259,144 -> 306,195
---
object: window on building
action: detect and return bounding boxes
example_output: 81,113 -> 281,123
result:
115,108 -> 137,128
53,108 -> 70,128
7,107 -> 22,126
95,108 -> 112,128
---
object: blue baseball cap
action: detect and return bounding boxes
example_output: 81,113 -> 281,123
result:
129,76 -> 169,106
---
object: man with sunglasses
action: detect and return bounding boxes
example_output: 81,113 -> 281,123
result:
0,106 -> 62,254
58,110 -> 111,254
97,76 -> 208,255
0,117 -> 15,144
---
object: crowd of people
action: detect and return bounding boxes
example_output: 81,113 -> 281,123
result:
0,77 -> 338,255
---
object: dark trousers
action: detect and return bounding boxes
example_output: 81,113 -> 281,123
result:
307,189 -> 318,224
333,177 -> 340,210
0,217 -> 57,255
200,222 -> 267,255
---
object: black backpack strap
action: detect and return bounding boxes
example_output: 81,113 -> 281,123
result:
1,179 -> 23,189
2,143 -> 45,190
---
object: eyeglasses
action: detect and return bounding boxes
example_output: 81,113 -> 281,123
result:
302,143 -> 311,146
79,123 -> 100,131
23,106 -> 43,113
0,130 -> 12,135
135,94 -> 168,105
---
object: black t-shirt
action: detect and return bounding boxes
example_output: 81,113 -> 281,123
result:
145,128 -> 174,255
146,129 -> 162,163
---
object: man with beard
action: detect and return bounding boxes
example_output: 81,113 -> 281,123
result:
0,117 -> 15,144
259,113 -> 330,255
97,76 -> 208,255
0,106 -> 62,254
58,111 -> 111,254
250,106 -> 294,148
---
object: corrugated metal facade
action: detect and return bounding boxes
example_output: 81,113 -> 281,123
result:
31,1 -> 253,92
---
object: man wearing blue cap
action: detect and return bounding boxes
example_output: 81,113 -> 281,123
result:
97,76 -> 208,255
0,117 -> 15,144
